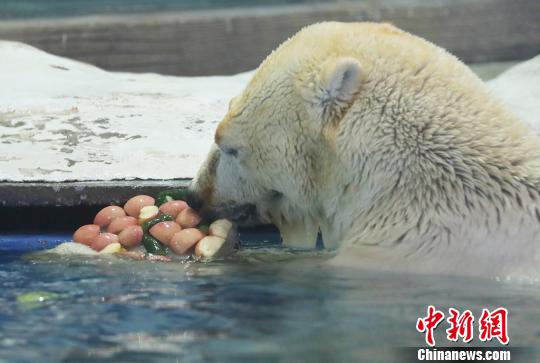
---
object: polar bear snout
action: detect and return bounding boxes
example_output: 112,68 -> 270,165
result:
211,202 -> 259,225
187,186 -> 259,225
188,144 -> 263,225
187,146 -> 219,217
184,188 -> 212,222
184,190 -> 204,212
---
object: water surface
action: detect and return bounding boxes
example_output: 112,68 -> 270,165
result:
1,232 -> 539,362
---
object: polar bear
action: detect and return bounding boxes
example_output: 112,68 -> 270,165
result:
188,22 -> 540,277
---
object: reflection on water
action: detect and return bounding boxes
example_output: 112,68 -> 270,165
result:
1,234 -> 540,362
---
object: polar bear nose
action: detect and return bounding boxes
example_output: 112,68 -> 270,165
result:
230,203 -> 258,222
185,190 -> 203,212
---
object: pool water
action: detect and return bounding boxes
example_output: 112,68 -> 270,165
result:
1,230 -> 539,363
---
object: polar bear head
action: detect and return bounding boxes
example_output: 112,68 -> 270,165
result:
188,22 -> 540,254
188,23 -> 373,248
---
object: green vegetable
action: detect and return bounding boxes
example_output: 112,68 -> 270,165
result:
155,188 -> 188,206
141,214 -> 173,255
17,291 -> 61,310
155,195 -> 174,206
142,234 -> 168,255
141,214 -> 174,234
17,291 -> 60,304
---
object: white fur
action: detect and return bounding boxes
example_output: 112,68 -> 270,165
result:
191,22 -> 540,278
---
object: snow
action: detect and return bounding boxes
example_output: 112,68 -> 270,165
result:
487,55 -> 540,132
0,41 -> 253,182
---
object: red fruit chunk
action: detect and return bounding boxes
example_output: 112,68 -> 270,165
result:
94,206 -> 125,228
73,224 -> 100,246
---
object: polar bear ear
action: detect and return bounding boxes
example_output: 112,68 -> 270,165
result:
321,57 -> 362,102
301,57 -> 362,125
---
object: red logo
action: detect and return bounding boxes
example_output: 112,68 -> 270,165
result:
416,305 -> 445,347
478,307 -> 509,345
446,308 -> 474,343
416,306 -> 508,346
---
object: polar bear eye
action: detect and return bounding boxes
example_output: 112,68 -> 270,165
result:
222,146 -> 238,157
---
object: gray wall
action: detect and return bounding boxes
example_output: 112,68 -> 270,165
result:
0,0 -> 539,76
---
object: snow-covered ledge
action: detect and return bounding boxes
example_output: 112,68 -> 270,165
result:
0,41 -> 252,182
0,41 -> 538,206
487,54 -> 540,132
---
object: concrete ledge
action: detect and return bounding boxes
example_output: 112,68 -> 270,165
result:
0,180 -> 190,207
0,0 -> 538,76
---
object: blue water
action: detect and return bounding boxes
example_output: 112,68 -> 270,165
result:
1,231 -> 540,362
0,233 -> 68,253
